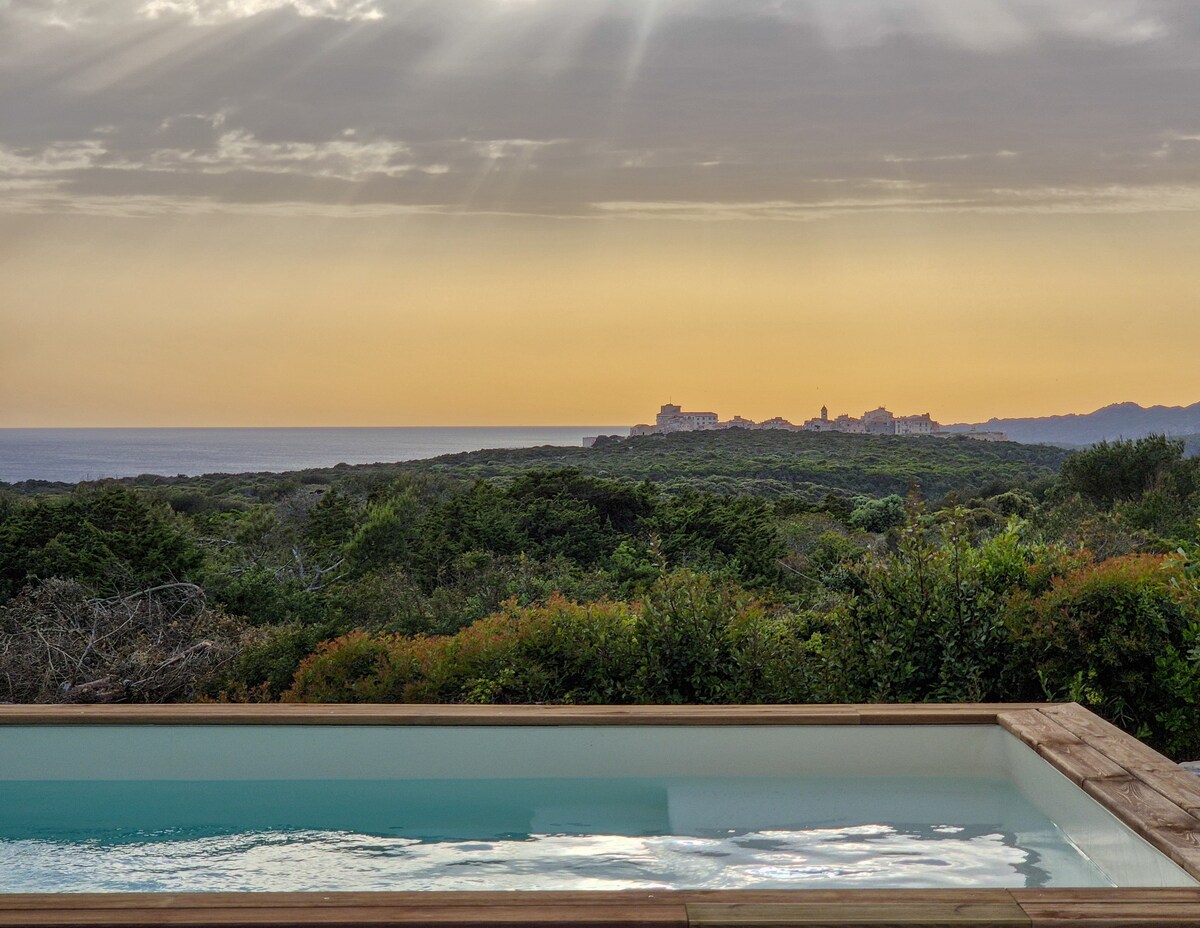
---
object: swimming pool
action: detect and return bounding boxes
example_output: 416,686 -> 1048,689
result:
1,704 -> 1198,925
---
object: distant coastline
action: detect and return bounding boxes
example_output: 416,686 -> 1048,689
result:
0,427 -> 623,485
601,400 -> 1200,453
5,400 -> 1199,485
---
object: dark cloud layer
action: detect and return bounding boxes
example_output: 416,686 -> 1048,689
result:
2,0 -> 1199,217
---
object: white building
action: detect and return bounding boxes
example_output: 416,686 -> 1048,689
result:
895,413 -> 939,436
630,403 -> 719,437
756,416 -> 799,431
802,405 -> 938,435
803,406 -> 836,431
803,406 -> 868,433
630,402 -> 941,438
862,407 -> 897,435
657,403 -> 718,432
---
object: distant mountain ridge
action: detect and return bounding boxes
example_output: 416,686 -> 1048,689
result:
946,402 -> 1200,448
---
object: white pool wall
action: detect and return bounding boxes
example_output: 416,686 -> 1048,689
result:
1,724 -> 1010,780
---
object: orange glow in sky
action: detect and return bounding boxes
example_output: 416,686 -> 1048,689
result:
2,1 -> 1199,426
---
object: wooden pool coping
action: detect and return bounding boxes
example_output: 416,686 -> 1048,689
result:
1,702 -> 1198,927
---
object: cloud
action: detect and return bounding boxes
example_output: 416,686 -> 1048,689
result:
143,130 -> 418,180
0,140 -> 107,176
0,189 -> 439,217
0,128 -> 423,183
1,0 -> 1198,219
140,0 -> 383,24
796,0 -> 1164,51
591,184 -> 1200,222
0,0 -> 383,27
0,125 -> 581,213
2,0 -> 1170,42
472,138 -> 566,160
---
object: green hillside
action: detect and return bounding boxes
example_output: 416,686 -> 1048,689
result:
0,429 -> 1070,504
383,430 -> 1069,499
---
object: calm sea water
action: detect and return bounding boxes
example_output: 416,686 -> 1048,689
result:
0,428 -> 623,485
0,776 -> 1110,891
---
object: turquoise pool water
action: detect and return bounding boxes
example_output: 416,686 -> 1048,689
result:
0,776 -> 1110,891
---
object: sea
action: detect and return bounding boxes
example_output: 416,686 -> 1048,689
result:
0,428 -> 624,485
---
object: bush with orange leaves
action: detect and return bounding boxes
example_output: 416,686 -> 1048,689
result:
285,571 -> 822,706
283,538 -> 1200,759
1007,553 -> 1200,757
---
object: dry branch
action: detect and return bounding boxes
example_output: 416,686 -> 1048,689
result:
0,579 -> 253,703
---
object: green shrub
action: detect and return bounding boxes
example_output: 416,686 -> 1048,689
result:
652,494 -> 785,584
1008,554 -> 1200,756
848,495 -> 906,533
216,622 -> 344,700
0,485 -> 203,601
284,630 -> 399,703
285,572 -> 817,706
1062,436 -> 1195,509
818,516 -> 1086,704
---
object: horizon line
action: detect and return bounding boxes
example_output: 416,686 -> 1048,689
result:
2,398 -> 1198,432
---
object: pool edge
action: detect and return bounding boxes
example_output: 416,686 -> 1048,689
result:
1,702 -> 1198,927
996,704 -> 1200,882
3,889 -> 1200,927
0,703 -> 1043,726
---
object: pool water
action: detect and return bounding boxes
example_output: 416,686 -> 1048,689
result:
0,776 -> 1111,892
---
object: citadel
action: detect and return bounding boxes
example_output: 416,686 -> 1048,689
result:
607,403 -> 1011,445
630,403 -> 942,438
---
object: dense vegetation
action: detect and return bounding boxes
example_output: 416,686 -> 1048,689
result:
1,433 -> 1197,759
3,429 -> 1070,501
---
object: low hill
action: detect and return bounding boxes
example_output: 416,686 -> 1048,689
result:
404,430 -> 1068,499
2,431 -> 1069,502
947,401 -> 1200,448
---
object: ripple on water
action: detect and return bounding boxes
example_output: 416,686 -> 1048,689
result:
0,823 -> 1109,892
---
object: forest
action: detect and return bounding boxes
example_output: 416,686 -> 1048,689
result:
1,432 -> 1197,759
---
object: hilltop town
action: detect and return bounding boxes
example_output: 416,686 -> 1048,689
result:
624,404 -> 1008,441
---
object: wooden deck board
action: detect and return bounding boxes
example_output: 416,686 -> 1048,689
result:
0,906 -> 690,927
1081,776 -> 1200,833
1081,776 -> 1200,874
0,704 -> 1053,727
852,706 -> 1033,725
1010,888 -> 1200,923
0,705 -> 862,726
0,888 -> 1041,912
4,893 -> 1200,928
1036,705 -> 1130,741
1038,706 -> 1178,772
1017,902 -> 1200,927
1033,741 -> 1129,785
1130,767 -> 1200,817
996,710 -> 1083,748
1010,888 -> 1200,903
0,893 -> 1032,912
685,901 -> 1030,927
1000,703 -> 1200,882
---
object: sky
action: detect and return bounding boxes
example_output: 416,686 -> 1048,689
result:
1,0 -> 1199,427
